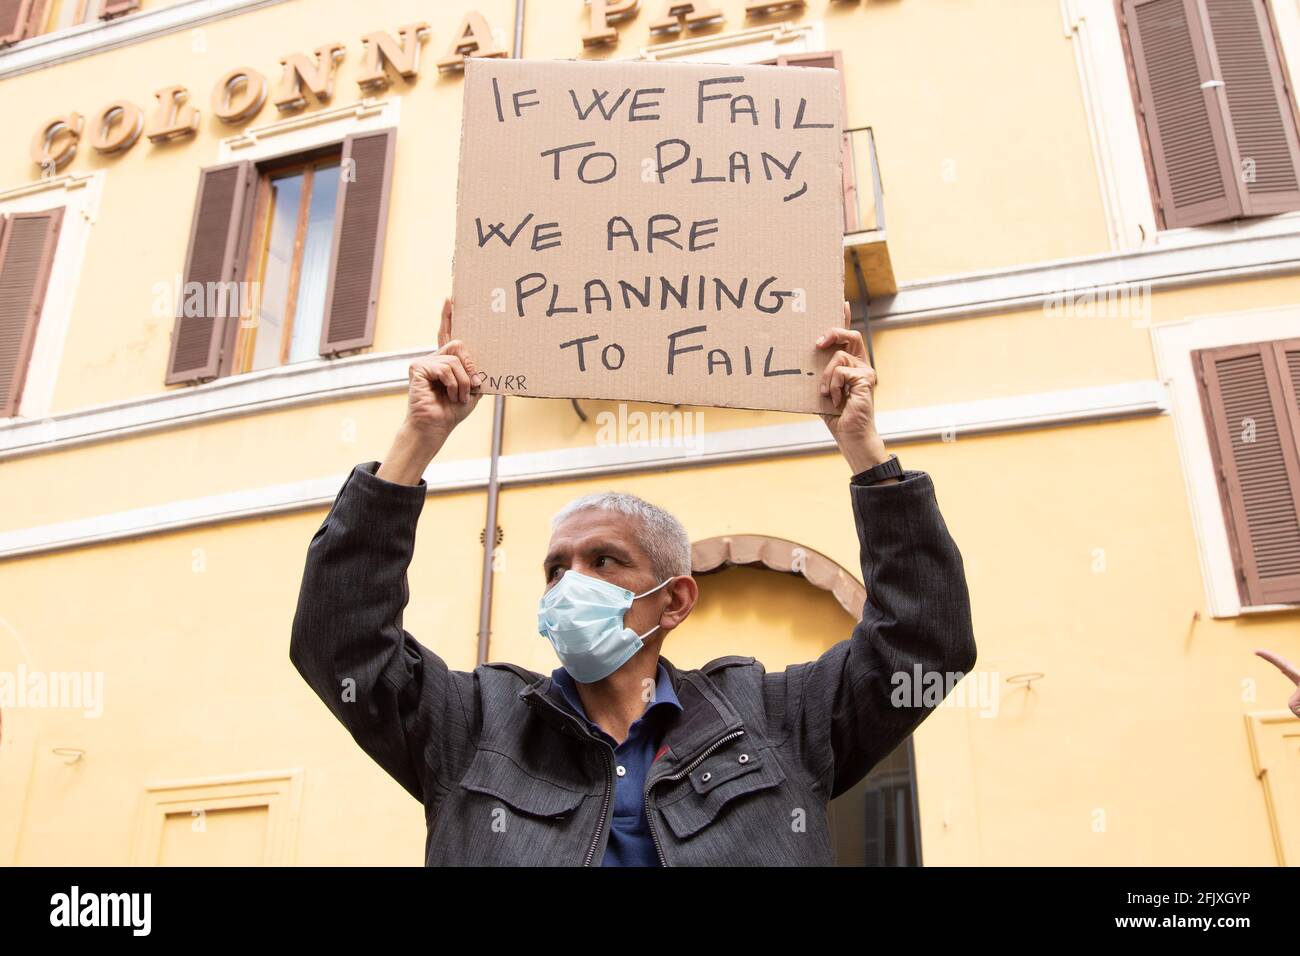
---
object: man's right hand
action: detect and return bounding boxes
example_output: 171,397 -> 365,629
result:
377,298 -> 481,485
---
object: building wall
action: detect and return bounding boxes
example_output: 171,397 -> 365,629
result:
2,0 -> 1298,865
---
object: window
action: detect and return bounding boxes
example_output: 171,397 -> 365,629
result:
1193,337 -> 1300,606
830,739 -> 921,866
0,207 -> 63,417
233,150 -> 342,374
0,0 -> 141,47
1117,0 -> 1300,228
165,128 -> 397,385
757,50 -> 860,233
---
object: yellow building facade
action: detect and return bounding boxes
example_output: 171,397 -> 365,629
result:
1,0 -> 1299,865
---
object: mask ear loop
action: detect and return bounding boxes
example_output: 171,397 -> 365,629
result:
633,576 -> 675,601
630,576 -> 676,641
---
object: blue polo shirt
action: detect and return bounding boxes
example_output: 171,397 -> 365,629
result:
551,661 -> 683,866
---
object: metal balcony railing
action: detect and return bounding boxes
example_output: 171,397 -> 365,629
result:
844,125 -> 885,236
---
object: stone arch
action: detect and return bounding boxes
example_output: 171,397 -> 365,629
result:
691,534 -> 866,620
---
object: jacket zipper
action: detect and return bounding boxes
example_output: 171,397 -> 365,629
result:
525,693 -> 614,867
645,728 -> 746,867
584,749 -> 614,867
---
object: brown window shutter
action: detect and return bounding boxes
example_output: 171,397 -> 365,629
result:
772,51 -> 857,233
1196,340 -> 1300,606
1,0 -> 41,45
101,0 -> 141,18
0,208 -> 64,418
1204,0 -> 1300,216
1122,0 -> 1242,227
166,161 -> 256,385
319,127 -> 396,356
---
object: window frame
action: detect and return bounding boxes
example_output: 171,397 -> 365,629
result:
1152,306 -> 1300,617
1114,0 -> 1300,231
0,172 -> 101,423
225,144 -> 343,378
1193,336 -> 1300,606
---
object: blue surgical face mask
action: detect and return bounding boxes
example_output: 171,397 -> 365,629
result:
537,570 -> 673,684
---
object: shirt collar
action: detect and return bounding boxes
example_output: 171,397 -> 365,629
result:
551,660 -> 683,727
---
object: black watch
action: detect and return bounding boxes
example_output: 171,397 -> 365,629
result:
852,453 -> 903,485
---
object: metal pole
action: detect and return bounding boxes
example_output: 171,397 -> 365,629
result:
849,247 -> 876,369
476,0 -> 526,666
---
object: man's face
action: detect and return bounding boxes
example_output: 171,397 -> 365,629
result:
544,509 -> 666,637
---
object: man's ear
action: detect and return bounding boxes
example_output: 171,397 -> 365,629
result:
659,575 -> 699,632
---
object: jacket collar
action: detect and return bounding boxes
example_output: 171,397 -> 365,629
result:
518,655 -> 745,773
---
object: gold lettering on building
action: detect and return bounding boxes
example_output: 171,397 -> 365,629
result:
436,12 -> 506,73
744,0 -> 807,15
146,86 -> 200,143
273,43 -> 346,113
648,2 -> 725,35
30,114 -> 83,171
88,101 -> 144,154
357,22 -> 431,91
583,0 -> 640,47
211,67 -> 269,124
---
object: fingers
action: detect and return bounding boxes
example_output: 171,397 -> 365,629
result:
819,350 -> 851,402
444,354 -> 472,404
1256,649 -> 1300,684
411,352 -> 476,404
816,329 -> 868,366
434,363 -> 459,401
438,297 -> 453,348
816,305 -> 866,359
826,365 -> 874,409
440,337 -> 477,372
819,348 -> 867,398
438,339 -> 481,398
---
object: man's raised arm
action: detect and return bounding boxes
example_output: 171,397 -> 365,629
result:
777,307 -> 976,798
290,302 -> 484,802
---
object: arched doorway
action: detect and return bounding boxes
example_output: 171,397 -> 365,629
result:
684,535 -> 922,867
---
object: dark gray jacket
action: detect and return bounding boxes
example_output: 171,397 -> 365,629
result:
290,461 -> 976,866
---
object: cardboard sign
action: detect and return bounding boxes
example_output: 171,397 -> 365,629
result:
451,57 -> 845,414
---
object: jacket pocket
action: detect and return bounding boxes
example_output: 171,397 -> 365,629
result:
657,747 -> 787,839
458,748 -> 587,820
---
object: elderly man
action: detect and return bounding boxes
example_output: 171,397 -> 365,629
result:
290,299 -> 976,866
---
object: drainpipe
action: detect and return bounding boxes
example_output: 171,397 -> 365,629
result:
476,0 -> 526,666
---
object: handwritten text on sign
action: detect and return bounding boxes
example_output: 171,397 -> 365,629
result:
452,57 -> 845,414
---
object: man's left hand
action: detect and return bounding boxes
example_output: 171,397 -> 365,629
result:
817,301 -> 893,475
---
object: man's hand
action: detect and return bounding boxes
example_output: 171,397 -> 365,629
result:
817,301 -> 893,477
1255,649 -> 1300,717
377,298 -> 481,485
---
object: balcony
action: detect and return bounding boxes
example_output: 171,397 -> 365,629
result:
843,125 -> 895,300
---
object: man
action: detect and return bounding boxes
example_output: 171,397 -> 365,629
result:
290,299 -> 976,866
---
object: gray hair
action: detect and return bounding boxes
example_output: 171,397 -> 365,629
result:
551,492 -> 692,581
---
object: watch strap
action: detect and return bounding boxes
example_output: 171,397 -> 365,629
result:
851,453 -> 903,485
